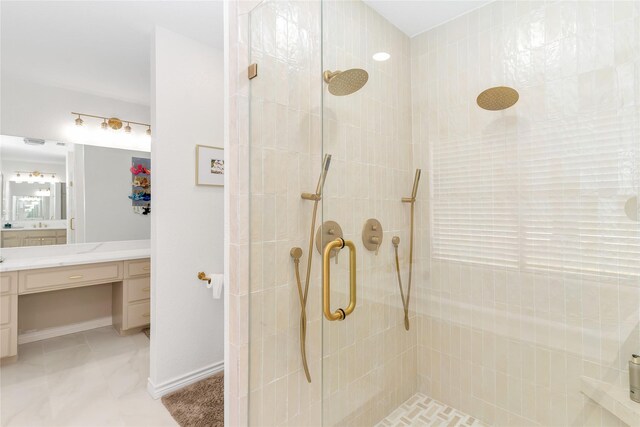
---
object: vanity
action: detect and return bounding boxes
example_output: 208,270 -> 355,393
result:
1,228 -> 67,247
0,240 -> 151,362
0,135 -> 152,363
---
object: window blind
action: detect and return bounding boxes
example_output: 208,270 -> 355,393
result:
432,110 -> 640,278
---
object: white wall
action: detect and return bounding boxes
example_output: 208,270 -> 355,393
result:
1,77 -> 151,151
149,26 -> 225,396
83,145 -> 150,243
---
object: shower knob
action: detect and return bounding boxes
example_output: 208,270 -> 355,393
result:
362,218 -> 383,254
316,221 -> 343,258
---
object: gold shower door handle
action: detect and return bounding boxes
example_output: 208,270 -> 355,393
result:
323,238 -> 356,321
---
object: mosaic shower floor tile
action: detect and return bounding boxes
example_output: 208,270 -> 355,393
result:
375,393 -> 485,427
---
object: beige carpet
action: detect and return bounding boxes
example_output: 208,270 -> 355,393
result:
161,373 -> 224,427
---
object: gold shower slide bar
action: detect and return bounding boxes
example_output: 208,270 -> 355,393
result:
322,238 -> 357,321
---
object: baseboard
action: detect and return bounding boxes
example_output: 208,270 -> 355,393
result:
18,316 -> 113,344
147,360 -> 224,399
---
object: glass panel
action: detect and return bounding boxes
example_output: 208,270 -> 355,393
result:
248,1 -> 323,425
321,1 -> 418,425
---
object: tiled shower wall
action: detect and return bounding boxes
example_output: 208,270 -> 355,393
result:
245,0 -> 417,425
411,1 -> 640,426
321,1 -> 416,425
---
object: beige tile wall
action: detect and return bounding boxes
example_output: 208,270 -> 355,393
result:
411,1 -> 640,426
230,1 -> 640,426
321,1 -> 416,425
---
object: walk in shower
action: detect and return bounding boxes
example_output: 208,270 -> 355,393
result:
243,1 -> 640,425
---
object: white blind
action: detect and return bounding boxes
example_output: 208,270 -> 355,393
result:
432,110 -> 640,278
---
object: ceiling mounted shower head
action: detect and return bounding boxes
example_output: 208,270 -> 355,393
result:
477,86 -> 519,111
323,69 -> 368,96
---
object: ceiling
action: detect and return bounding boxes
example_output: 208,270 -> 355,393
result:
1,1 -> 223,106
1,1 -> 489,107
363,0 -> 492,37
0,136 -> 67,164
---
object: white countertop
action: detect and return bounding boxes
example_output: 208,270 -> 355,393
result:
0,240 -> 150,272
2,227 -> 68,231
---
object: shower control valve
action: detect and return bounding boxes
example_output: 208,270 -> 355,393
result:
362,218 -> 384,255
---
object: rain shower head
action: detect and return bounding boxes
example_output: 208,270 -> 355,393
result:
477,86 -> 519,110
323,69 -> 368,96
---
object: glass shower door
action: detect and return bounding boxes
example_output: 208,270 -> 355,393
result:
320,1 -> 420,425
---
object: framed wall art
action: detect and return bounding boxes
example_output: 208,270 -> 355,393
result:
196,145 -> 224,186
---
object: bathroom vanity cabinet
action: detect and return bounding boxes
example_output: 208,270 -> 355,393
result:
0,257 -> 150,362
1,229 -> 67,248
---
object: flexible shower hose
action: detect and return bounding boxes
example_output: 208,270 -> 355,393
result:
394,198 -> 415,331
292,199 -> 319,383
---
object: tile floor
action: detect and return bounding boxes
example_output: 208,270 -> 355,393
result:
376,393 -> 485,427
0,326 -> 177,427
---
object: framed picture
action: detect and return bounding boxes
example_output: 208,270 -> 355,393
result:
196,145 -> 224,186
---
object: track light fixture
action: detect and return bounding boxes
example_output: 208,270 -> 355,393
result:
71,112 -> 151,135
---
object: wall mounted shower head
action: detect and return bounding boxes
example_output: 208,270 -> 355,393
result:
477,86 -> 519,110
323,69 -> 368,96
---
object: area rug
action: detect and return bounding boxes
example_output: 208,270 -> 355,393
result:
161,373 -> 224,427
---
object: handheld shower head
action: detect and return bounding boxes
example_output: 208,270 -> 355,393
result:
301,154 -> 332,201
402,169 -> 422,203
411,169 -> 421,199
315,154 -> 332,197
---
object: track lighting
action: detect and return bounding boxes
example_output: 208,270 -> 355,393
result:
71,112 -> 150,136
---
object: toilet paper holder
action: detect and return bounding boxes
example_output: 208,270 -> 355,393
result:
197,272 -> 211,284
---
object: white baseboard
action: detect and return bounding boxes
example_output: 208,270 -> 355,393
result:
147,360 -> 224,399
18,316 -> 113,345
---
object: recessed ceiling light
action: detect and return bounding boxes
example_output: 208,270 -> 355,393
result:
373,52 -> 390,62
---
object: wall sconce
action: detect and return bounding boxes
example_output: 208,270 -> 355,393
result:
71,112 -> 151,136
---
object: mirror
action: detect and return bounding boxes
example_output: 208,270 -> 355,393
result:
0,134 -> 151,247
8,182 -> 66,221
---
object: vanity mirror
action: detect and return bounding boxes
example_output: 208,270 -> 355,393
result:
0,134 -> 151,248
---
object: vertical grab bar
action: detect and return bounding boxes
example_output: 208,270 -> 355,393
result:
322,238 -> 357,321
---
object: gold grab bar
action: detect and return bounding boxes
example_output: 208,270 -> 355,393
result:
322,238 -> 356,321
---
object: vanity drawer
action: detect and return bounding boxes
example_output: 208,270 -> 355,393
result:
127,301 -> 151,329
0,325 -> 16,358
19,262 -> 123,294
0,295 -> 16,325
0,272 -> 18,295
127,277 -> 151,303
126,259 -> 150,278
